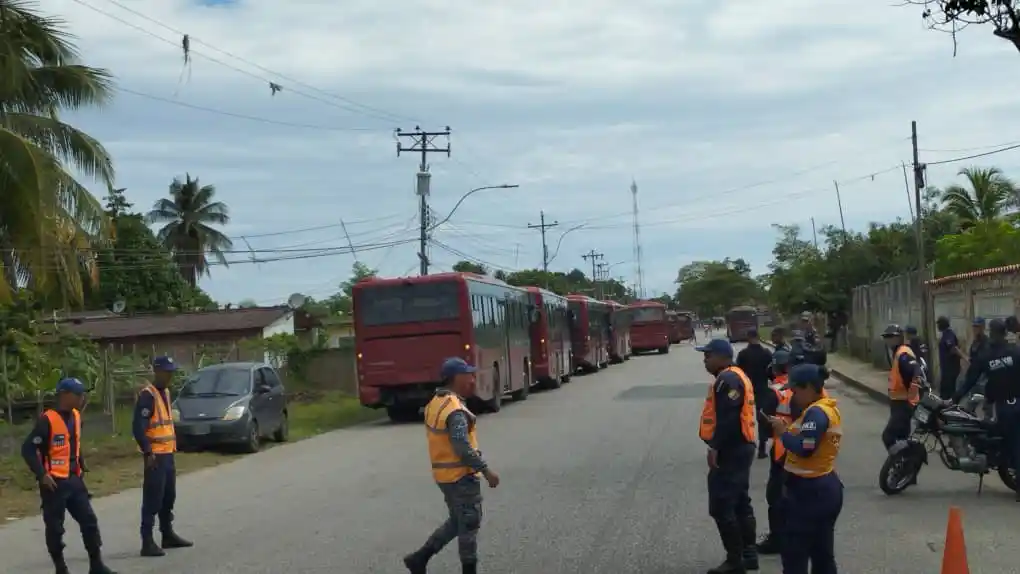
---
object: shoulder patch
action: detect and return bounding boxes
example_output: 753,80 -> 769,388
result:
32,436 -> 42,445
727,388 -> 740,400
141,408 -> 151,417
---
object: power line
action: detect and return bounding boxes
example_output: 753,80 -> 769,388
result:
396,127 -> 452,275
527,211 -> 558,273
924,142 -> 1020,166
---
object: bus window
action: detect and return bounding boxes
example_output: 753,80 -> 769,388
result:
359,282 -> 460,326
633,307 -> 666,322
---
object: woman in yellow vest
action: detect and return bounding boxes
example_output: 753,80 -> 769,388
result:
404,357 -> 500,574
767,364 -> 843,574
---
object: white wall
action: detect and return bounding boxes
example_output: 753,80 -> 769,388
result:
261,311 -> 295,364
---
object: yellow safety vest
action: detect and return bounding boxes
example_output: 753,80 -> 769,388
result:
139,384 -> 177,454
784,398 -> 842,478
423,392 -> 480,483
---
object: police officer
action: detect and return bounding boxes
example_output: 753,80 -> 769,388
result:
133,356 -> 192,557
799,312 -> 819,347
736,329 -> 773,459
952,319 -> 1020,501
22,378 -> 117,574
880,324 -> 922,450
970,317 -> 990,363
404,358 -> 500,574
770,327 -> 791,353
789,331 -> 826,367
936,316 -> 965,400
756,350 -> 791,555
696,338 -> 758,573
768,364 -> 843,574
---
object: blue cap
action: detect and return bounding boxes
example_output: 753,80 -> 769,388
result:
783,363 -> 825,389
55,377 -> 86,395
695,338 -> 734,358
152,356 -> 176,372
905,325 -> 918,335
440,357 -> 476,380
973,317 -> 986,326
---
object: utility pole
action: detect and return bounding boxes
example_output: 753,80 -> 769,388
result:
581,249 -> 603,295
528,211 -> 559,272
396,126 -> 451,276
595,262 -> 609,299
832,180 -> 847,240
810,217 -> 818,249
911,120 -> 931,347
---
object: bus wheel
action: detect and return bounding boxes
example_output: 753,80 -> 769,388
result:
511,359 -> 531,401
487,367 -> 503,412
658,346 -> 669,354
386,405 -> 419,423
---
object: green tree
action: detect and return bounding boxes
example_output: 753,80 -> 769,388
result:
238,298 -> 257,308
104,186 -> 132,218
938,166 -> 1016,229
146,174 -> 232,286
912,1 -> 1020,53
0,0 -> 115,306
322,262 -> 377,315
674,259 -> 761,316
935,219 -> 1020,276
452,260 -> 487,274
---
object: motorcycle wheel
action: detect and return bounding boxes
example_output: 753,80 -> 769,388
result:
879,450 -> 920,495
998,465 -> 1018,492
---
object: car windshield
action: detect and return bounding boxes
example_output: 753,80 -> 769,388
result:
179,367 -> 251,397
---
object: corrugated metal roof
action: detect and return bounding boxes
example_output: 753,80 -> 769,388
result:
927,264 -> 1020,286
61,306 -> 292,341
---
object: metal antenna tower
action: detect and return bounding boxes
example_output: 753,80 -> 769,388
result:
631,180 -> 645,299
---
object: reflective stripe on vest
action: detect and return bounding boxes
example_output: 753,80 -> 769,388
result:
699,366 -> 757,444
43,409 -> 81,479
888,345 -> 920,405
771,385 -> 793,461
784,398 -> 842,478
423,393 -> 480,483
140,385 -> 176,454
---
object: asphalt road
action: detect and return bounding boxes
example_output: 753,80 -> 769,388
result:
2,337 -> 1018,573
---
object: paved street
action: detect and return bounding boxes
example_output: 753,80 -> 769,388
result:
2,340 -> 1017,573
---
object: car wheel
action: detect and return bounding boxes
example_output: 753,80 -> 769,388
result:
273,412 -> 289,442
242,420 -> 261,453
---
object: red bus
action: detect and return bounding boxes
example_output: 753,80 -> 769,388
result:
666,310 -> 682,344
525,287 -> 572,389
608,301 -> 632,363
725,305 -> 758,342
353,273 -> 533,421
566,294 -> 611,372
629,300 -> 670,354
677,311 -> 696,342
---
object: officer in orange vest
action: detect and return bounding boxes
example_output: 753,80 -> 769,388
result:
133,356 -> 193,557
21,378 -> 117,574
404,357 -> 500,574
755,350 -> 791,555
880,324 -> 922,450
767,364 -> 843,574
696,338 -> 759,574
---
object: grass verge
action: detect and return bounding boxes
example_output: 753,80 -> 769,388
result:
0,391 -> 383,522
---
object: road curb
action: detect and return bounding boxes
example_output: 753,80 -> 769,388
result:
762,342 -> 888,405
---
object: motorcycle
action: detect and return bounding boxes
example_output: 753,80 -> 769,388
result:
878,391 -> 1018,495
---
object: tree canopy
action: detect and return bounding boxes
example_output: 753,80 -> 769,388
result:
673,258 -> 762,317
913,1 -> 1020,53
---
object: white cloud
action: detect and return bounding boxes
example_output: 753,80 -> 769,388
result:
34,0 -> 1020,302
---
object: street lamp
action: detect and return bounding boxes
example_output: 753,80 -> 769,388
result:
429,184 -> 519,231
546,223 -> 586,265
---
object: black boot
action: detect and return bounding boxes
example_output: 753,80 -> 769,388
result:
140,536 -> 165,557
402,547 -> 434,574
86,543 -> 118,574
462,563 -> 477,574
707,520 -> 746,574
88,559 -> 118,574
739,515 -> 759,571
161,529 -> 194,549
50,551 -> 69,574
756,507 -> 782,555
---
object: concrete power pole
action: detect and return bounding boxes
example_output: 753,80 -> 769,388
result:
581,249 -> 604,296
595,261 -> 609,299
910,120 -> 931,347
396,126 -> 451,276
528,211 -> 559,272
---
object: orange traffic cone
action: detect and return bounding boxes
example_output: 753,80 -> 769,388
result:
941,506 -> 970,574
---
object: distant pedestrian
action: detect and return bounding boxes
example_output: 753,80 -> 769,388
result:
22,378 -> 117,574
404,358 -> 500,574
134,356 -> 193,557
736,329 -> 773,459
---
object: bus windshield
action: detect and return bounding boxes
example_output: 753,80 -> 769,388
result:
633,307 -> 666,322
359,282 -> 461,326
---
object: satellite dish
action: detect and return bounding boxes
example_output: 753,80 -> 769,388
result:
287,293 -> 307,309
111,299 -> 126,314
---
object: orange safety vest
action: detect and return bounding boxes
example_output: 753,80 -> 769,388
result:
42,409 -> 82,479
423,392 -> 480,483
139,384 -> 177,454
699,366 -> 757,444
770,378 -> 793,461
887,345 -> 921,405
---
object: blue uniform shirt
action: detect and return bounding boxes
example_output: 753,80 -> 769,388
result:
938,328 -> 961,373
781,405 -> 829,457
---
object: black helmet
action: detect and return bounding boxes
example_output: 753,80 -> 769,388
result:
881,324 -> 904,338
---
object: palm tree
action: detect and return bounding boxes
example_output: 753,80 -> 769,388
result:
939,167 -> 1017,228
146,174 -> 232,286
0,0 -> 115,306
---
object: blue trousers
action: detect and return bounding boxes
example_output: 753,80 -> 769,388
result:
781,472 -> 842,574
707,443 -> 755,522
140,454 -> 177,538
41,475 -> 102,558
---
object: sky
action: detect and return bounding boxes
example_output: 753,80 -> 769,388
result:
43,0 -> 1020,305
